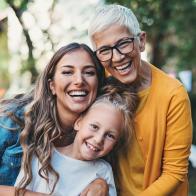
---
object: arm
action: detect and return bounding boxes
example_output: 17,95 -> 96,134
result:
80,160 -> 117,196
0,185 -> 16,196
0,115 -> 23,185
0,186 -> 49,196
140,86 -> 192,195
80,178 -> 109,196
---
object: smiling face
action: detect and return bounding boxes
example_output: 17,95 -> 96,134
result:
92,24 -> 146,85
49,48 -> 98,121
72,102 -> 124,161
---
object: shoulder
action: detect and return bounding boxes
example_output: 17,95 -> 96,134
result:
0,118 -> 20,146
93,159 -> 113,176
0,104 -> 25,129
94,159 -> 117,195
151,65 -> 188,99
152,65 -> 182,89
95,159 -> 112,168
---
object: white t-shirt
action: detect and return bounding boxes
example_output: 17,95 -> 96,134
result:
15,148 -> 117,196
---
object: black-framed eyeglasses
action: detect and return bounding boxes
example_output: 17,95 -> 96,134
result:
95,37 -> 136,62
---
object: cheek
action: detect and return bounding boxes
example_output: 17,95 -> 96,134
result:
105,141 -> 117,153
93,78 -> 99,89
89,78 -> 98,92
78,126 -> 92,137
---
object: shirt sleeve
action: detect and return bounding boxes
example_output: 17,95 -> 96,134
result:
98,160 -> 117,196
140,86 -> 192,195
0,106 -> 24,158
0,116 -> 20,160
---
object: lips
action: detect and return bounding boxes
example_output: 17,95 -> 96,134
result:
68,90 -> 88,97
86,142 -> 100,152
113,61 -> 133,75
67,90 -> 89,103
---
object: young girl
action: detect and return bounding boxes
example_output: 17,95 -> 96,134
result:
15,84 -> 138,196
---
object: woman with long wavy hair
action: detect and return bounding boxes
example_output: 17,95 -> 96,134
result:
0,43 -> 106,195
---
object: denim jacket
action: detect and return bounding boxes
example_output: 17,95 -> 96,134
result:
0,106 -> 24,185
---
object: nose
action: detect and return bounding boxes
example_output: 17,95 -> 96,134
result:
73,72 -> 84,86
112,48 -> 125,62
94,132 -> 104,145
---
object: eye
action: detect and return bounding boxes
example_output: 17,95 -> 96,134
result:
105,132 -> 116,140
90,123 -> 99,131
62,70 -> 73,75
117,40 -> 131,49
97,47 -> 111,55
84,69 -> 97,76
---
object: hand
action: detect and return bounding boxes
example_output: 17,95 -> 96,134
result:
80,178 -> 109,196
0,186 -> 49,196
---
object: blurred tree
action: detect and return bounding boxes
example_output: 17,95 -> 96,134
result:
105,0 -> 196,70
5,0 -> 38,83
0,17 -> 9,91
2,0 -> 98,89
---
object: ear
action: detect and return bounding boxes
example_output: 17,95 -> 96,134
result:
74,116 -> 83,131
138,31 -> 146,52
48,79 -> 56,95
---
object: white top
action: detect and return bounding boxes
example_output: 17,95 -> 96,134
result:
15,148 -> 117,196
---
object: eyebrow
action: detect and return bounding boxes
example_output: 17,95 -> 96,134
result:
61,65 -> 96,68
92,121 -> 118,134
98,37 -> 130,49
98,40 -> 120,50
107,130 -> 118,135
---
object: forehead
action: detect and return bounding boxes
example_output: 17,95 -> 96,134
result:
84,102 -> 124,130
56,48 -> 95,68
86,102 -> 122,120
93,24 -> 133,48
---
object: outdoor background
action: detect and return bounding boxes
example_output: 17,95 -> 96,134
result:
0,0 -> 195,194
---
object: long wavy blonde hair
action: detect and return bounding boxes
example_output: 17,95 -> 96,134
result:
16,43 -> 105,195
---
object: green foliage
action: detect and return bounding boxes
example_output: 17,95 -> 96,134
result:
20,57 -> 38,83
5,0 -> 30,11
105,0 -> 196,70
0,1 -> 7,9
0,22 -> 10,89
4,0 -> 38,84
189,93 -> 196,145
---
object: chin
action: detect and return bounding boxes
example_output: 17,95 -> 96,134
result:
72,106 -> 89,114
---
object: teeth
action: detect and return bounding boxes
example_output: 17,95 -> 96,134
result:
115,63 -> 130,71
69,90 -> 87,96
86,143 -> 99,152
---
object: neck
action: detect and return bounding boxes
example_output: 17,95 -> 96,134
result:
58,110 -> 79,131
132,60 -> 152,92
56,143 -> 74,157
53,129 -> 75,147
56,142 -> 82,160
53,104 -> 79,147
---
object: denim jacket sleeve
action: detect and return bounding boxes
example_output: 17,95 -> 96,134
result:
0,107 -> 24,185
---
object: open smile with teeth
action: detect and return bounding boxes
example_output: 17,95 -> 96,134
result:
68,90 -> 88,97
114,61 -> 132,72
86,142 -> 100,152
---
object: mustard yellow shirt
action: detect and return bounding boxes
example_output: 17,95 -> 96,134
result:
118,87 -> 150,196
118,65 -> 192,196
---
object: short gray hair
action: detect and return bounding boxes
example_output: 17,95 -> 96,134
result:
88,4 -> 141,46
